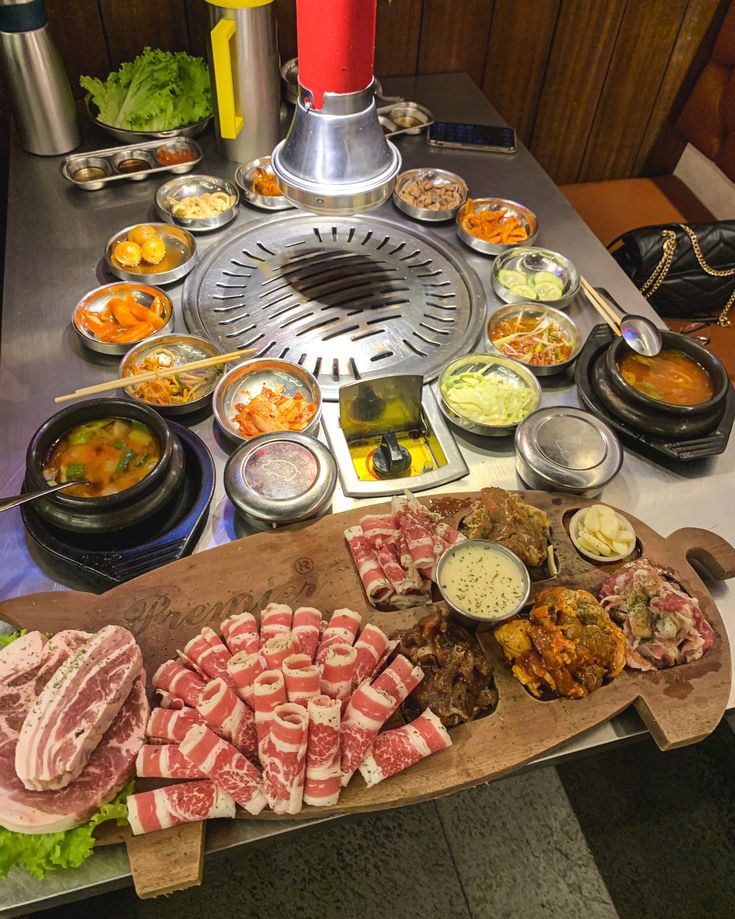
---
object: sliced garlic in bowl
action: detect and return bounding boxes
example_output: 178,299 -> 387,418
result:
569,505 -> 637,563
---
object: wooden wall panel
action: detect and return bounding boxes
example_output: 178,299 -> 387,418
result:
47,0 -> 110,93
578,0 -> 690,181
99,0 -> 191,68
635,0 -> 730,175
374,0 -> 423,77
274,0 -> 298,62
186,0 -> 211,60
481,0 -> 560,143
530,0 -> 626,184
418,0 -> 494,88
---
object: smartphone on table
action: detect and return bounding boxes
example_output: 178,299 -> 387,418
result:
428,121 -> 517,154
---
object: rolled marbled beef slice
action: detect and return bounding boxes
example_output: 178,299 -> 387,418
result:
182,627 -> 232,683
282,653 -> 321,707
259,603 -> 293,643
251,670 -> 288,745
340,683 -> 401,786
153,660 -> 207,708
358,708 -> 452,788
220,612 -> 260,656
146,707 -> 204,743
319,643 -> 357,704
180,723 -> 266,816
261,634 -> 300,672
303,695 -> 341,807
351,623 -> 392,688
263,703 -> 309,815
344,526 -> 393,607
226,651 -> 264,704
196,677 -> 257,761
136,744 -> 206,779
126,781 -> 235,835
291,607 -> 322,660
315,608 -> 362,664
371,654 -> 424,706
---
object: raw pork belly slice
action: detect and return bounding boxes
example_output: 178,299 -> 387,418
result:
260,603 -> 293,643
319,644 -> 356,704
344,527 -> 393,604
291,607 -> 322,660
227,651 -> 263,704
351,624 -> 392,688
180,724 -> 266,815
220,612 -> 260,656
153,660 -> 206,708
315,608 -> 362,664
282,653 -> 321,707
358,708 -> 451,788
15,625 -> 143,791
0,660 -> 148,834
136,743 -> 205,779
339,684 -> 402,786
196,678 -> 257,761
359,513 -> 398,542
251,670 -> 287,745
146,707 -> 203,744
261,634 -> 299,671
303,695 -> 341,807
182,628 -> 232,683
126,780 -> 235,835
372,655 -> 424,706
263,703 -> 308,814
0,631 -> 47,682
157,689 -> 186,710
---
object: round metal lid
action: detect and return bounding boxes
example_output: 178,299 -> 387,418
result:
224,432 -> 337,525
515,406 -> 622,491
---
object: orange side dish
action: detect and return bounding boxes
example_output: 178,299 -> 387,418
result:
232,385 -> 316,438
252,167 -> 283,197
80,291 -> 167,344
460,199 -> 529,245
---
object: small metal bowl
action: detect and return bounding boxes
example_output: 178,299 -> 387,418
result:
111,149 -> 155,179
485,304 -> 583,377
155,140 -> 201,174
392,168 -> 468,223
120,334 -> 224,416
70,157 -> 112,190
492,246 -> 579,308
85,95 -> 211,145
384,102 -> 433,135
456,198 -> 539,256
569,506 -> 636,565
213,358 -> 322,445
235,155 -> 293,211
156,174 -> 239,232
224,431 -> 337,527
435,539 -> 531,631
72,282 -> 174,356
438,353 -> 542,437
105,223 -> 197,286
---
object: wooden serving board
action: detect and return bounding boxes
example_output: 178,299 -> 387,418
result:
1,491 -> 733,896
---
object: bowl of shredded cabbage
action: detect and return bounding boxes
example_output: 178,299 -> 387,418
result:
438,353 -> 542,436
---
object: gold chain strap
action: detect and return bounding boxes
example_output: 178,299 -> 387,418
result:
640,224 -> 735,327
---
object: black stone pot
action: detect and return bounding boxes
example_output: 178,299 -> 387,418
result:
592,331 -> 729,438
25,398 -> 185,533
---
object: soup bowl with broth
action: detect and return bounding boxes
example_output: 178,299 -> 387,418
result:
595,331 -> 730,437
25,398 -> 185,533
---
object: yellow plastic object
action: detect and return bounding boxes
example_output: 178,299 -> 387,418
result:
205,0 -> 272,6
210,19 -> 243,139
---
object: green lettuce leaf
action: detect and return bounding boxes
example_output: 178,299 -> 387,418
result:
80,46 -> 212,131
0,631 -> 134,879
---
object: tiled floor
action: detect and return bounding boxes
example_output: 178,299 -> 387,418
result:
35,723 -> 735,919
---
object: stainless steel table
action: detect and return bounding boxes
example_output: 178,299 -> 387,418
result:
1,74 -> 733,914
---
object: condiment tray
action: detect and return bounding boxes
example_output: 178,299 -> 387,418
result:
60,138 -> 202,192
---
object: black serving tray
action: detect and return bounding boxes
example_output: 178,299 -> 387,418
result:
575,324 -> 735,463
21,423 -> 215,590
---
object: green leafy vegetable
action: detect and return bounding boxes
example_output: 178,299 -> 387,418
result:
0,632 -> 134,879
0,781 -> 133,880
80,47 -> 212,131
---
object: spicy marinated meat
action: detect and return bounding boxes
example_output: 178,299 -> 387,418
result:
599,559 -> 714,670
460,487 -> 550,569
392,608 -> 497,726
494,587 -> 626,699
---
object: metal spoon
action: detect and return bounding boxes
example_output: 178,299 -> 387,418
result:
0,481 -> 91,514
619,314 -> 663,357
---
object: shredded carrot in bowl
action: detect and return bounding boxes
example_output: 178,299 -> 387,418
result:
460,199 -> 529,245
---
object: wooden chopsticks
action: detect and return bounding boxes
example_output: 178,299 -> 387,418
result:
55,348 -> 255,404
580,278 -> 621,335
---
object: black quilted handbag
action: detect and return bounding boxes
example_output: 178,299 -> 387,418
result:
609,222 -> 735,326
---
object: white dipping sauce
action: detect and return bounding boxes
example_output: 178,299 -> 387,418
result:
439,542 -> 527,620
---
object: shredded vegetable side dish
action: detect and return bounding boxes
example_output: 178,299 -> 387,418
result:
441,370 -> 536,426
491,314 -> 573,366
126,348 -> 221,406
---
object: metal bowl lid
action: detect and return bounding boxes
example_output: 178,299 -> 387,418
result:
224,432 -> 337,525
515,406 -> 622,491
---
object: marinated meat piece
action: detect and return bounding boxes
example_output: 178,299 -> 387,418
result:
398,178 -> 464,211
495,587 -> 626,699
393,608 -> 497,726
599,559 -> 714,670
461,487 -> 550,569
